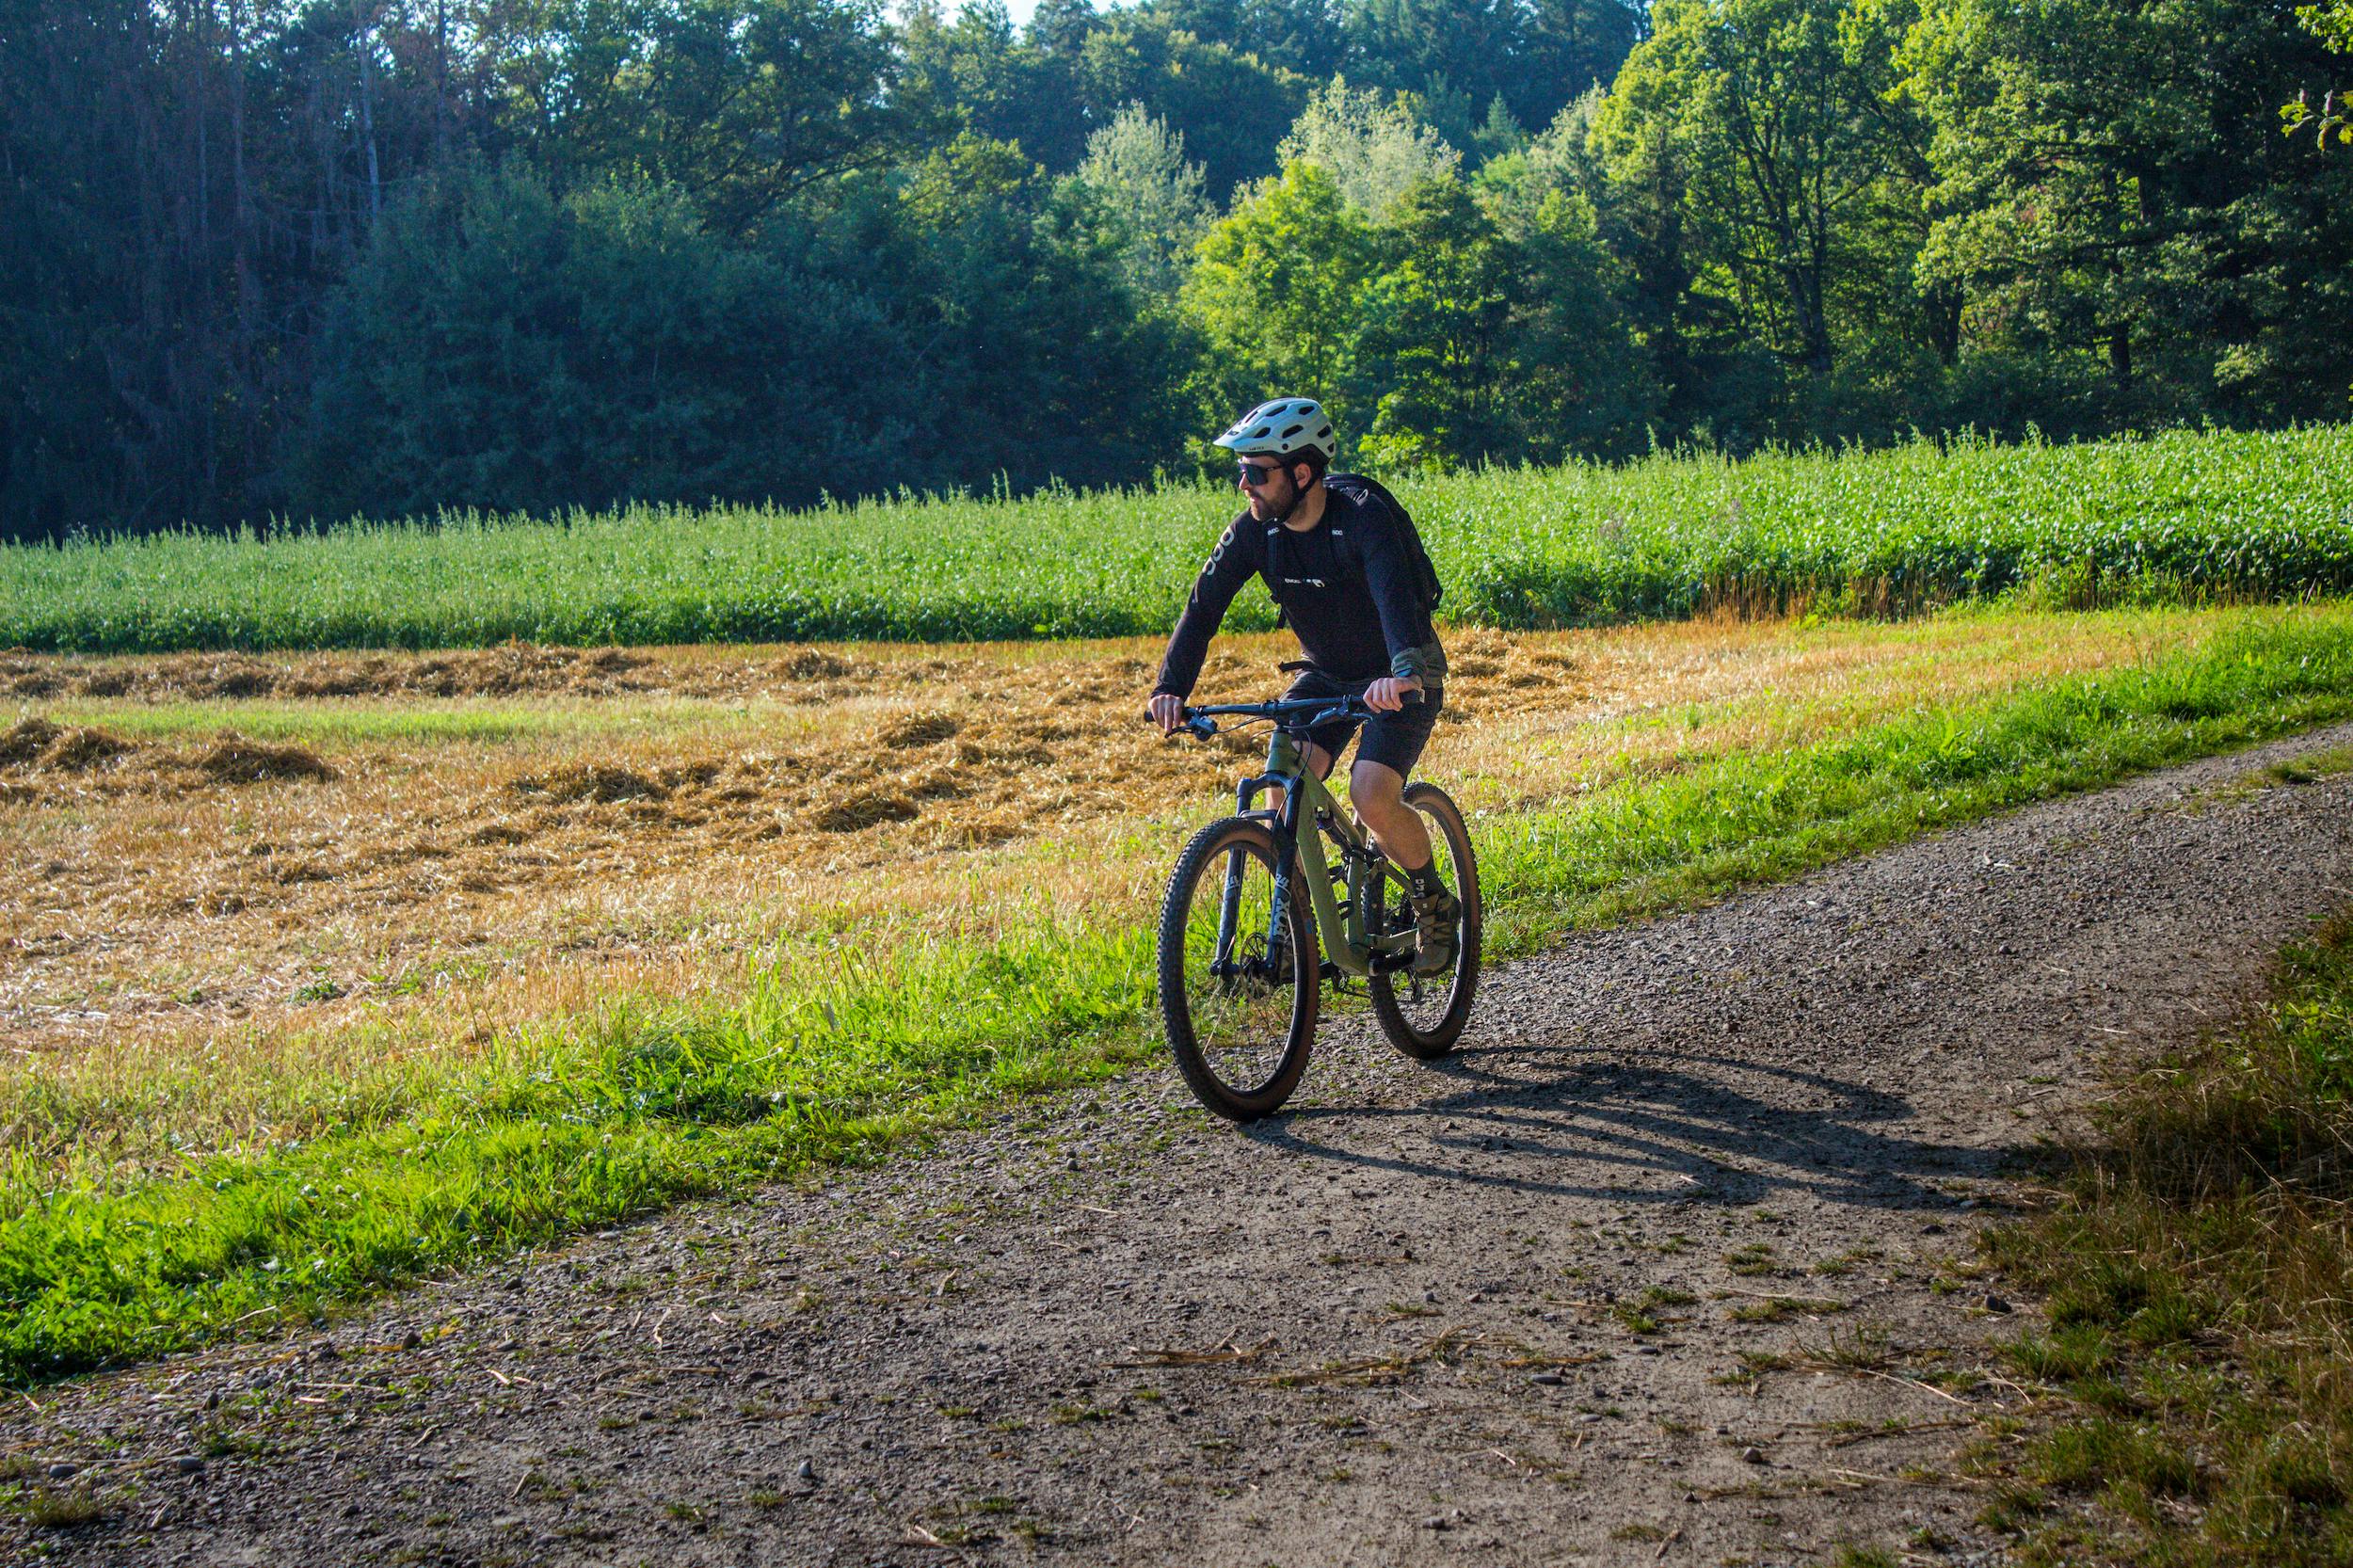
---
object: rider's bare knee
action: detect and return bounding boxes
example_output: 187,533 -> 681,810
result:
1351,759 -> 1405,810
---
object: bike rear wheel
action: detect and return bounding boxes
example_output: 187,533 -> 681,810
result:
1157,816 -> 1318,1120
1368,780 -> 1481,1060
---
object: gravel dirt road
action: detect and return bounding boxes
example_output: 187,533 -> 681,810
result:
11,722 -> 2353,1567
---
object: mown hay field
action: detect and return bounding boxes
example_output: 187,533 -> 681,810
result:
0,610 -> 2250,1126
8,602 -> 2353,1378
4,426 -> 2350,653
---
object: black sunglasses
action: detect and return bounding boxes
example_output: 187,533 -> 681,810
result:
1237,460 -> 1287,488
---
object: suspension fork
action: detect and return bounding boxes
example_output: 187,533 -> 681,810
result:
1213,771 -> 1299,970
1263,732 -> 1317,966
1267,772 -> 1305,959
1212,776 -> 1263,967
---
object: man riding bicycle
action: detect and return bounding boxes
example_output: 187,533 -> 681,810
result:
1147,397 -> 1460,973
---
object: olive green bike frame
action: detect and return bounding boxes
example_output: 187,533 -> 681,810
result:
1227,727 -> 1417,981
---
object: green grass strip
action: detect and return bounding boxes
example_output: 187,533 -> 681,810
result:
6,610 -> 2353,1383
1973,906 -> 2353,1563
5,426 -> 2350,652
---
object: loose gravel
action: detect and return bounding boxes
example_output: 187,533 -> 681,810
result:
8,722 -> 2353,1567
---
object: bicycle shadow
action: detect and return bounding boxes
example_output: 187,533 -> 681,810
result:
1244,1039 -> 2015,1215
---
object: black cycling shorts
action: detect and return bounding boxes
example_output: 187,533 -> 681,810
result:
1283,668 -> 1443,777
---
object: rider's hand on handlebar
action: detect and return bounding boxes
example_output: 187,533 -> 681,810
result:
1363,676 -> 1423,713
1147,693 -> 1186,735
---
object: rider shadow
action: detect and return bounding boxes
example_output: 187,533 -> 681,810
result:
1248,1038 -> 2018,1216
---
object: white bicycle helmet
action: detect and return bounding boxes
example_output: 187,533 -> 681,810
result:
1213,397 -> 1338,464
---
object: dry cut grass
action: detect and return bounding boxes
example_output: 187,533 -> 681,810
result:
2,607 -> 2227,1178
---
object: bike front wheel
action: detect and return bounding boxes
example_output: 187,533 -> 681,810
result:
1157,816 -> 1319,1121
1369,780 -> 1482,1061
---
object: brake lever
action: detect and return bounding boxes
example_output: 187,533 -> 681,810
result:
1184,714 -> 1219,740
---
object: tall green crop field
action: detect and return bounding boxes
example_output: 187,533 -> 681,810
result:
5,426 -> 2349,654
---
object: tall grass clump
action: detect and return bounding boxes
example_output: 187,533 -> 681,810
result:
5,610 -> 2353,1380
1975,906 -> 2353,1566
4,425 -> 2350,653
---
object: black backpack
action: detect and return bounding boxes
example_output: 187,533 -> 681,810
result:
1262,472 -> 1444,623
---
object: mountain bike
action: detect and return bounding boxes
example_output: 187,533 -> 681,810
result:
1155,680 -> 1481,1121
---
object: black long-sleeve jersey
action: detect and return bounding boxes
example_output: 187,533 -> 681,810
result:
1152,486 -> 1445,700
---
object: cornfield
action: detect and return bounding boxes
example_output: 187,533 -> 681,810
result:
5,426 -> 2349,653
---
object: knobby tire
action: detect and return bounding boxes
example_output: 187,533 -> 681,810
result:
1368,780 -> 1482,1060
1157,816 -> 1318,1121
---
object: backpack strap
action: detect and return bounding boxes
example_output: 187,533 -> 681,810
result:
1262,520 -> 1289,629
1317,480 -> 1369,589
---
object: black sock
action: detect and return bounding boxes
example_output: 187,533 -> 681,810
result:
1407,863 -> 1449,900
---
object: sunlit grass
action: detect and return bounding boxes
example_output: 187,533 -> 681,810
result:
2,605 -> 2351,1379
3,608 -> 2232,1149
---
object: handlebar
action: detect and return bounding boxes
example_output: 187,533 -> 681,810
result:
1169,688 -> 1421,741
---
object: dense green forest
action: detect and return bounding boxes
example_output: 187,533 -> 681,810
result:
3,0 -> 2348,544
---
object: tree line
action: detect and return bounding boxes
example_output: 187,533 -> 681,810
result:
3,0 -> 2347,543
